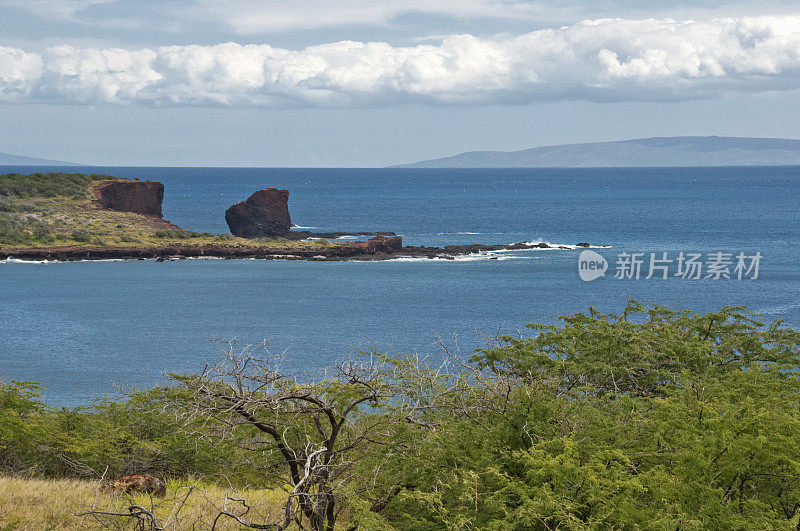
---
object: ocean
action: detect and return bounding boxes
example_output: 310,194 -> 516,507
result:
1,166 -> 799,406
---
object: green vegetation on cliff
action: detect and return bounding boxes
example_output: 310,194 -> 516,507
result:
0,173 -> 113,246
0,172 -> 323,251
0,172 -> 111,199
2,301 -> 800,529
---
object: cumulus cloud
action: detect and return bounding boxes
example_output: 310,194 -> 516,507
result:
1,15 -> 800,107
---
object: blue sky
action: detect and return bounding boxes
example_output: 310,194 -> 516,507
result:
1,0 -> 799,166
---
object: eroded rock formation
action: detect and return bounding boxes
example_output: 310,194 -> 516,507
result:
93,180 -> 164,217
225,189 -> 291,238
349,235 -> 403,254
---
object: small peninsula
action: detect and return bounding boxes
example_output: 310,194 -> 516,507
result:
0,172 -> 587,262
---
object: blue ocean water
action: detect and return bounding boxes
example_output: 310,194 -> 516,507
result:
1,166 -> 799,406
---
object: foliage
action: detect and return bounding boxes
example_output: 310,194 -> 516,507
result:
71,230 -> 92,243
153,230 -> 210,239
0,382 -> 266,484
2,301 -> 800,529
0,173 -> 117,200
383,302 -> 800,529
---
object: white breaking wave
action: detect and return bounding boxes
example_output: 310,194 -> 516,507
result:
435,232 -> 505,235
384,252 -> 541,262
1,257 -> 128,264
1,257 -> 54,265
515,240 -> 613,250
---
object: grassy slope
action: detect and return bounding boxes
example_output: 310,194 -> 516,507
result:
0,476 -> 288,530
0,173 -> 330,252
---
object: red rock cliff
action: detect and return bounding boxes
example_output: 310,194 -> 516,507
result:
93,180 -> 164,218
225,189 -> 292,238
349,236 -> 403,254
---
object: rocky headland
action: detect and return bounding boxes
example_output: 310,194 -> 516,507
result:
0,173 -> 596,262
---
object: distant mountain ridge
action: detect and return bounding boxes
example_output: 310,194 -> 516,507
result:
393,136 -> 800,168
0,152 -> 78,166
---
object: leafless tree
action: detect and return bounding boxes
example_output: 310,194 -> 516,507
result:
171,339 -> 398,531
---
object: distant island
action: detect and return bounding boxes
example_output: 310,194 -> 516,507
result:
0,152 -> 79,166
393,136 -> 800,168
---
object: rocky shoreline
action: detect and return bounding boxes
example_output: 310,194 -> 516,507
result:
0,176 -> 597,262
0,238 -> 592,262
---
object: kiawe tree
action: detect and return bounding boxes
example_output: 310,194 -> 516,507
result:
65,301 -> 800,529
172,339 -> 408,531
385,301 -> 800,529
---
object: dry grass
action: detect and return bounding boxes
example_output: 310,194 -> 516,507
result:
0,476 -> 290,530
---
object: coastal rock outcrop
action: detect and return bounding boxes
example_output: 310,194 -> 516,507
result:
225,189 -> 292,238
348,236 -> 403,254
93,180 -> 164,218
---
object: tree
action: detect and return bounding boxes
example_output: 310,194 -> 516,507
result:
384,301 -> 800,529
172,339 -> 396,531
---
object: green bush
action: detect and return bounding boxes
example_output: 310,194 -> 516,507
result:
0,200 -> 40,213
71,231 -> 91,243
153,230 -> 201,239
0,173 -> 119,199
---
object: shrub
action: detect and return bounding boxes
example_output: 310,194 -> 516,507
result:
153,230 -> 198,239
0,173 -> 118,199
71,231 -> 91,243
0,200 -> 39,213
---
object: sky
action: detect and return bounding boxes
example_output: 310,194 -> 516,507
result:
1,0 -> 799,166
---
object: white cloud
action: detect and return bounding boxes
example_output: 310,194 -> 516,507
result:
1,15 -> 800,107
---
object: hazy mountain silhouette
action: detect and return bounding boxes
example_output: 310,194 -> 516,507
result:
0,152 -> 78,166
394,136 -> 800,167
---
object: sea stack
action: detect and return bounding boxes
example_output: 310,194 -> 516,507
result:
92,180 -> 164,218
225,189 -> 292,238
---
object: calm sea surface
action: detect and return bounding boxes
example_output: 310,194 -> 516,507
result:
1,166 -> 799,406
